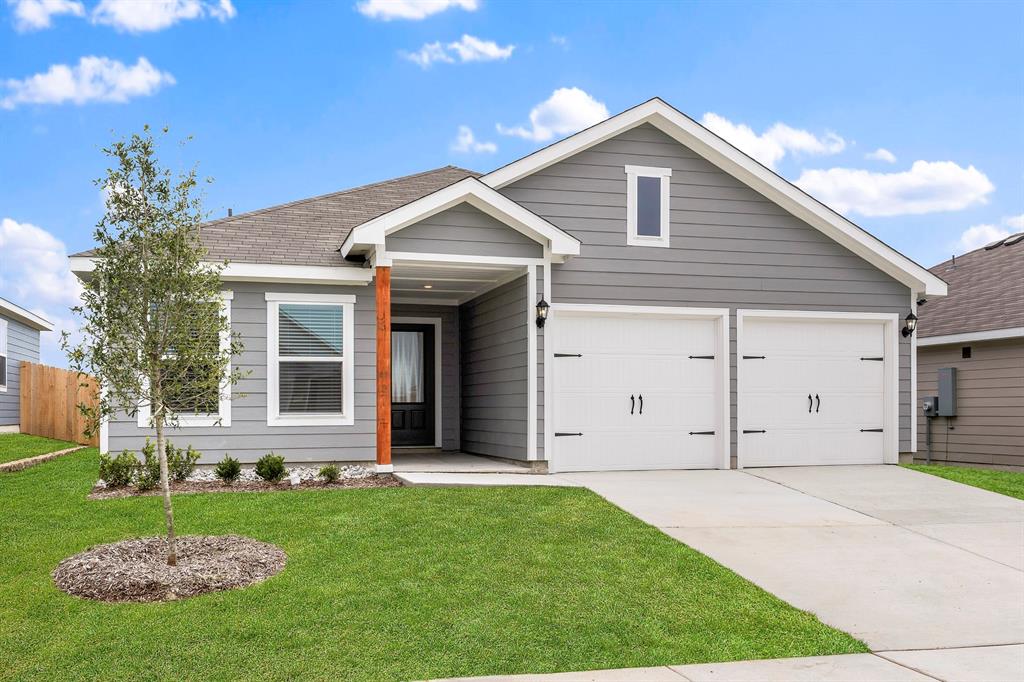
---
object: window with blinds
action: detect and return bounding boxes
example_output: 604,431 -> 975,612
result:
277,303 -> 345,415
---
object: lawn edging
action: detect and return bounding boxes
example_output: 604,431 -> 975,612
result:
0,445 -> 85,473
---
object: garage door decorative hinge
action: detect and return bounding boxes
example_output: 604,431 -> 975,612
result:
742,355 -> 766,359
554,432 -> 583,437
688,355 -> 715,360
689,431 -> 715,435
554,353 -> 582,358
860,357 -> 884,361
860,428 -> 884,432
742,429 -> 767,434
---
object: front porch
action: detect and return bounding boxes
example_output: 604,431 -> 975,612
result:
391,450 -> 543,474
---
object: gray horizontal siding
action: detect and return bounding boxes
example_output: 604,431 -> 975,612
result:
392,303 -> 460,450
0,315 -> 41,427
502,123 -> 914,458
386,204 -> 542,258
107,281 -> 377,464
460,276 -> 528,459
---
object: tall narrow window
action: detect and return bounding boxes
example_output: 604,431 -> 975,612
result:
625,165 -> 672,248
267,293 -> 355,426
0,318 -> 7,391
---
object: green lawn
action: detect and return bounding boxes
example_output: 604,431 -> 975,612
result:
0,433 -> 78,465
1,450 -> 865,681
904,463 -> 1024,500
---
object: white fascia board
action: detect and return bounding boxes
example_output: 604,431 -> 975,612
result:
0,299 -> 53,331
68,256 -> 371,286
342,178 -> 580,258
482,98 -> 947,297
918,327 -> 1024,346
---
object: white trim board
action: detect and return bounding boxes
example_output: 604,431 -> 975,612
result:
392,316 -> 444,449
69,257 -> 373,286
735,309 -> 901,468
482,98 -> 947,297
526,265 -> 538,460
917,327 -> 1024,346
0,298 -> 52,331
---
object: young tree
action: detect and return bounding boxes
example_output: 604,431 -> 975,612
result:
65,126 -> 243,566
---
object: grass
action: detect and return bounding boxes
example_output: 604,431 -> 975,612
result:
0,433 -> 78,465
904,463 -> 1024,500
1,450 -> 866,681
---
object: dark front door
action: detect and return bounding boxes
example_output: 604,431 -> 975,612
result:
391,323 -> 436,446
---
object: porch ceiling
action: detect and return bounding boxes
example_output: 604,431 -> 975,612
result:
389,260 -> 526,305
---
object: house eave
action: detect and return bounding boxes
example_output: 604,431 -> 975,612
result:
68,257 -> 372,286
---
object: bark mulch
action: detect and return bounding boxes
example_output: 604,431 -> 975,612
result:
53,535 -> 287,603
89,474 -> 403,500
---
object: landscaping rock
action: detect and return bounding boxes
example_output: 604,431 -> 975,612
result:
53,535 -> 287,603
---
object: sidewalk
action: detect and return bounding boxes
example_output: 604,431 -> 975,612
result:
431,645 -> 1024,682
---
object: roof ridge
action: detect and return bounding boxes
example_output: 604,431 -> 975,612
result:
200,165 -> 480,228
930,231 -> 1024,271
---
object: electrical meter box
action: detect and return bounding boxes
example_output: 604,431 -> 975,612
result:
922,396 -> 938,417
937,367 -> 957,416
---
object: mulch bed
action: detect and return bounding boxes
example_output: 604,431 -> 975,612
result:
89,474 -> 403,500
53,535 -> 287,603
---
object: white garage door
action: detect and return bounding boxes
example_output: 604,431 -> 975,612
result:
739,315 -> 890,467
551,309 -> 725,472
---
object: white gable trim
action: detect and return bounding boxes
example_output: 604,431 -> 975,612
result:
482,98 -> 947,297
340,177 -> 581,260
69,257 -> 372,286
0,298 -> 53,332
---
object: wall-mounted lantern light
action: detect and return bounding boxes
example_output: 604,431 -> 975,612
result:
901,312 -> 918,338
536,298 -> 550,328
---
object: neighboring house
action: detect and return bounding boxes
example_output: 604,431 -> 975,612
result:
0,298 -> 53,433
915,233 -> 1024,469
69,98 -> 947,472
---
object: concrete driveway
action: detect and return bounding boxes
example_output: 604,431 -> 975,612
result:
563,465 -> 1024,653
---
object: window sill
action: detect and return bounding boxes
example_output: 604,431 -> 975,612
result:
626,236 -> 670,248
267,414 -> 354,427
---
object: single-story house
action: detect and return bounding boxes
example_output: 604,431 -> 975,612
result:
69,98 -> 947,473
915,232 -> 1023,469
0,298 -> 53,433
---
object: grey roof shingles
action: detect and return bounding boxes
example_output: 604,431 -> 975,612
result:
917,234 -> 1024,338
71,165 -> 479,267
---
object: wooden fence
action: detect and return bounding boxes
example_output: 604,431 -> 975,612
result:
19,361 -> 99,446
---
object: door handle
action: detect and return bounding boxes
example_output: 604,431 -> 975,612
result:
630,394 -> 635,415
815,394 -> 821,413
638,394 -> 643,415
808,394 -> 813,413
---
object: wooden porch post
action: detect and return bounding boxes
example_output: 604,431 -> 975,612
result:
375,266 -> 393,471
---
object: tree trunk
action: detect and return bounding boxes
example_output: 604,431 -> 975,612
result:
155,417 -> 178,566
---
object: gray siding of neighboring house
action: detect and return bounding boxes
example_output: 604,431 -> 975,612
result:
916,338 -> 1024,469
107,281 -> 378,464
0,315 -> 41,427
501,123 -> 914,457
392,303 -> 460,450
386,204 -> 543,258
460,275 -> 529,460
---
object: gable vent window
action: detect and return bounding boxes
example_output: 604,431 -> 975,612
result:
625,165 -> 672,248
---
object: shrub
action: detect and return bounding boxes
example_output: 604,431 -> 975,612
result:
136,439 -> 161,491
98,451 -> 138,488
255,453 -> 286,483
318,464 -> 340,484
214,454 -> 241,484
169,444 -> 201,482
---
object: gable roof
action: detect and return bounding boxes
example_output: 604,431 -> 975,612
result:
72,165 -> 478,267
0,297 -> 53,331
482,98 -> 947,296
341,177 -> 581,260
917,234 -> 1023,340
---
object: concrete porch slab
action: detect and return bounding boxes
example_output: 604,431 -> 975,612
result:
392,452 -> 536,474
395,472 -> 582,487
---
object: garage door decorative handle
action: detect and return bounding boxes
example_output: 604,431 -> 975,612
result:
630,394 -> 635,414
689,431 -> 715,435
815,394 -> 821,413
743,429 -> 767,434
743,355 -> 766,359
638,394 -> 643,414
860,428 -> 883,433
860,356 -> 884,361
689,355 -> 715,360
808,394 -> 813,413
555,432 -> 583,437
554,353 -> 582,358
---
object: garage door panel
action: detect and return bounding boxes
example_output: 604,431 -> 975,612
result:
555,430 -> 718,471
557,316 -> 716,355
742,428 -> 884,467
746,319 -> 884,356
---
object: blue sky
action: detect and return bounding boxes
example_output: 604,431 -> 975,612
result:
1,0 -> 1022,364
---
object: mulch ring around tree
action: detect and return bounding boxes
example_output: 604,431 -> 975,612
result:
53,535 -> 287,603
88,474 -> 403,500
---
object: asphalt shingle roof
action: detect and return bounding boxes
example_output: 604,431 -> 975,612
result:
917,234 -> 1024,338
71,165 -> 479,267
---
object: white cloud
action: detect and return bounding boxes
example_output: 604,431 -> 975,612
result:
1005,214 -> 1024,230
700,112 -> 846,170
91,0 -> 235,32
9,0 -> 84,31
0,218 -> 83,366
403,34 -> 514,68
1,56 -> 175,109
550,34 -> 568,49
955,214 -> 1024,254
451,125 -> 496,154
866,147 -> 897,163
497,87 -> 609,142
795,161 -> 995,217
357,0 -> 476,21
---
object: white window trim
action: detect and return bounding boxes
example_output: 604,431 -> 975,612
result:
266,292 -> 355,427
0,318 -> 8,392
625,165 -> 672,248
138,291 -> 234,428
